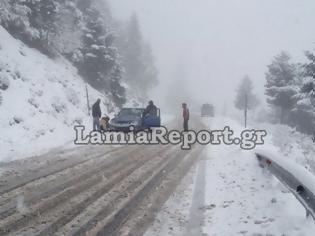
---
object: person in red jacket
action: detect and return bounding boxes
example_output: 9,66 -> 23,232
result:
182,103 -> 190,131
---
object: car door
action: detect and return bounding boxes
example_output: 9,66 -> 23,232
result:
143,109 -> 161,127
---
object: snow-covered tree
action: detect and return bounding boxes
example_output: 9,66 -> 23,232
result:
123,14 -> 142,85
78,7 -> 112,87
109,64 -> 126,108
265,51 -> 298,124
0,0 -> 60,56
116,13 -> 158,97
302,51 -> 315,97
74,2 -> 126,107
234,75 -> 259,111
0,0 -> 36,43
0,1 -> 13,25
23,0 -> 59,55
290,52 -> 315,134
53,0 -> 83,55
0,0 -> 144,109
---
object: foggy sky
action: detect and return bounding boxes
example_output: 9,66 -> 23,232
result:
108,0 -> 315,113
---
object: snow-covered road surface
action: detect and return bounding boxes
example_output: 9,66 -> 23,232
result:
0,118 -> 206,236
146,117 -> 315,236
1,116 -> 315,235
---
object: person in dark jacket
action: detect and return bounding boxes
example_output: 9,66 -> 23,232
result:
182,103 -> 189,131
143,100 -> 157,117
92,99 -> 102,131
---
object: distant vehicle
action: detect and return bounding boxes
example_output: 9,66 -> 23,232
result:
201,104 -> 214,117
109,107 -> 161,132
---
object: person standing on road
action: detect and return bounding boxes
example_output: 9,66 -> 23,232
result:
182,103 -> 190,131
92,99 -> 102,131
142,100 -> 158,127
143,100 -> 158,117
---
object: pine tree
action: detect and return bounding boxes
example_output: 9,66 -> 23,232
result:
53,0 -> 83,54
0,0 -> 35,42
290,52 -> 315,133
0,1 -> 12,24
109,64 -> 126,108
78,7 -> 115,89
117,13 -> 158,97
0,0 -> 127,108
76,3 -> 126,108
123,14 -> 143,85
302,51 -> 315,97
21,0 -> 58,38
265,51 -> 297,124
39,0 -> 58,38
234,75 -> 259,110
6,0 -> 60,56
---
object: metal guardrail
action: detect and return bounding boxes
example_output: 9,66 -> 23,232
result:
256,153 -> 315,220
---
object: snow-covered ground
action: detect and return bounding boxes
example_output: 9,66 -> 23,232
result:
202,116 -> 315,235
0,26 -> 113,162
255,122 -> 315,175
144,161 -> 198,236
146,115 -> 315,235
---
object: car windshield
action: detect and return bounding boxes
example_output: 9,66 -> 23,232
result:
118,108 -> 144,117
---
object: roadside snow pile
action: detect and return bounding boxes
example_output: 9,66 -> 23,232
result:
202,116 -> 315,235
252,121 -> 315,174
0,26 -> 110,161
217,115 -> 315,194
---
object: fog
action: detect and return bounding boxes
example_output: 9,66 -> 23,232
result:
108,0 -> 315,113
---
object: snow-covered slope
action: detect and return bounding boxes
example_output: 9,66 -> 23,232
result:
0,26 -> 110,161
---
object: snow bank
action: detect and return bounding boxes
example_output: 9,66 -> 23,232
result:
202,116 -> 315,235
223,114 -> 315,174
251,120 -> 315,175
209,115 -> 315,193
0,26 -> 110,161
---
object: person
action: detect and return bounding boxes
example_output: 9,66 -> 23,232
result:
100,116 -> 110,131
182,103 -> 190,131
143,100 -> 158,117
92,99 -> 102,131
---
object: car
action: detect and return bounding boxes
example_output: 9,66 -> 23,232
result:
201,103 -> 214,117
109,107 -> 161,132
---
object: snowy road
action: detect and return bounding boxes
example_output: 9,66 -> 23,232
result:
146,117 -> 315,236
1,117 -> 315,236
0,119 -> 205,236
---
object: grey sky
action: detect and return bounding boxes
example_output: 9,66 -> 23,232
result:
108,0 -> 315,112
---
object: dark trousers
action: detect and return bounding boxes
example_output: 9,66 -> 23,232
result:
93,117 -> 100,131
183,119 -> 189,131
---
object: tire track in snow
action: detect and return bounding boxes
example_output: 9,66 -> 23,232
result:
184,149 -> 207,236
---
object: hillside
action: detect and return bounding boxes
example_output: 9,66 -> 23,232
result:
0,26 -> 111,161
